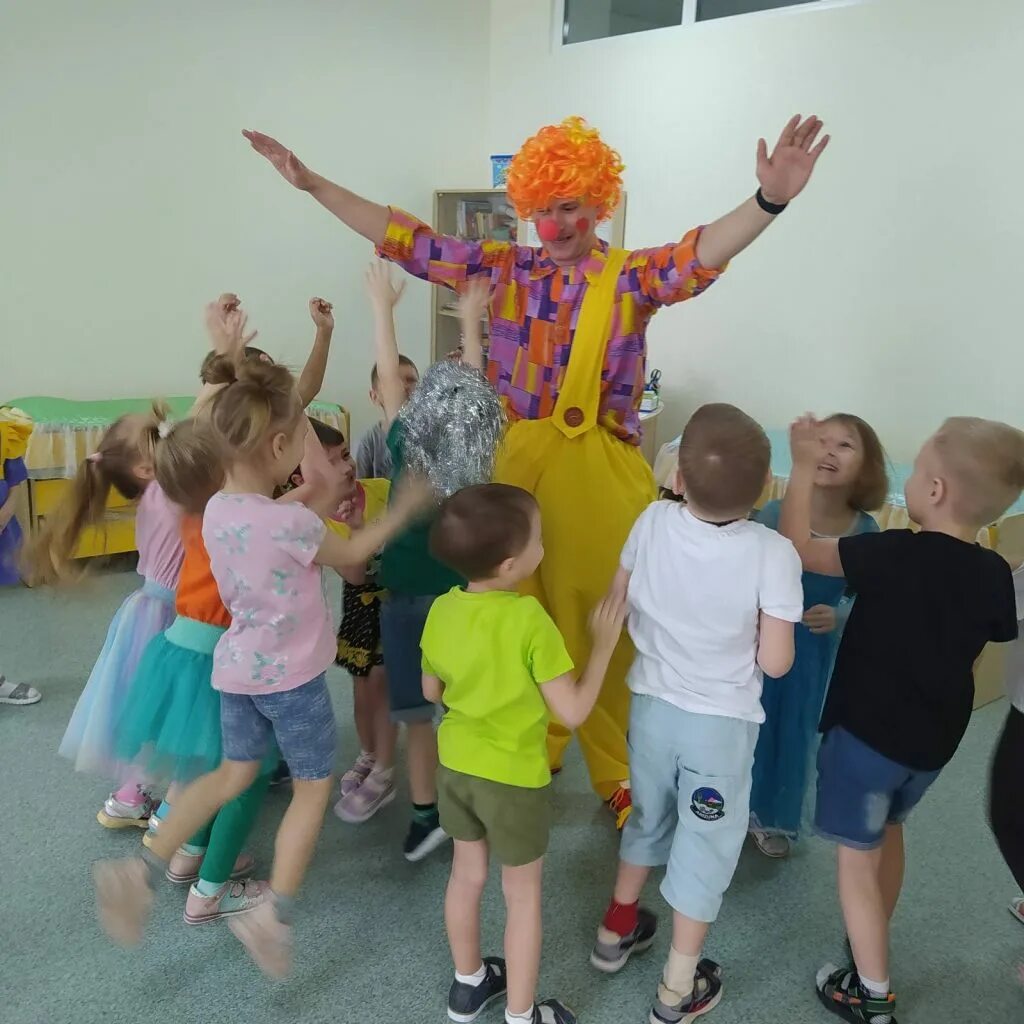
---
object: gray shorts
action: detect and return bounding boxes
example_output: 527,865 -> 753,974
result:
220,672 -> 337,781
621,694 -> 758,923
380,594 -> 439,725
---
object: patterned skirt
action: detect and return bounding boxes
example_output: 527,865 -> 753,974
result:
337,576 -> 385,678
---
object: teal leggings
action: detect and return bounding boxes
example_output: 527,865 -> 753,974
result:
186,771 -> 272,886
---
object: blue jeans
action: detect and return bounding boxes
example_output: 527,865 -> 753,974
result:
220,673 -> 336,781
814,727 -> 941,849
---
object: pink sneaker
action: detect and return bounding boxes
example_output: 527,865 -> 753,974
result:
334,770 -> 396,824
93,857 -> 154,947
184,878 -> 269,925
339,752 -> 376,798
228,900 -> 293,978
166,847 -> 256,885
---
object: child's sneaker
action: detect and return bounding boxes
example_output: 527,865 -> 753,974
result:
591,907 -> 658,972
165,847 -> 256,885
269,760 -> 291,788
403,815 -> 450,862
93,857 -> 154,947
446,956 -> 507,1023
652,959 -> 723,1024
749,828 -> 790,858
97,793 -> 156,831
815,964 -> 896,1024
334,770 -> 396,823
529,999 -> 577,1023
339,752 -> 376,798
184,878 -> 270,925
1009,895 -> 1024,925
228,900 -> 293,978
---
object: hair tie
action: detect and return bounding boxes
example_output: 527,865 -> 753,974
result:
87,452 -> 103,464
157,419 -> 174,440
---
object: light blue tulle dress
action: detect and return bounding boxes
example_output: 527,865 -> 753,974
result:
749,500 -> 878,839
58,484 -> 183,777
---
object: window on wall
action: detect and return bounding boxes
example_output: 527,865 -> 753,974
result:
562,0 -> 844,44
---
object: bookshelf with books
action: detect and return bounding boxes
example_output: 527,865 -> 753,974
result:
430,188 -> 627,363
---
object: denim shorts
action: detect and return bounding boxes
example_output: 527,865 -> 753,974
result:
220,673 -> 337,781
813,726 -> 941,850
380,593 -> 438,725
620,694 -> 759,924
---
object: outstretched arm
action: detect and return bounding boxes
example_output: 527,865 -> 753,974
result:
456,278 -> 490,371
297,298 -> 334,409
244,131 -> 389,246
779,415 -> 844,577
696,115 -> 830,269
365,260 -> 407,427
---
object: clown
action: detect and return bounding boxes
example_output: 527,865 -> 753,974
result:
245,113 -> 828,825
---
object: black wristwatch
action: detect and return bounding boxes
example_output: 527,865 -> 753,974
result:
755,188 -> 788,216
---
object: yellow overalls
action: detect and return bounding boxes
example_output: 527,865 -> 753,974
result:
493,249 -> 657,800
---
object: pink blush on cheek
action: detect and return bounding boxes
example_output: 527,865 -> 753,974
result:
575,217 -> 590,234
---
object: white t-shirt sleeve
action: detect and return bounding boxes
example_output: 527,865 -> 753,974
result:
759,532 -> 805,623
620,503 -> 656,572
271,503 -> 327,568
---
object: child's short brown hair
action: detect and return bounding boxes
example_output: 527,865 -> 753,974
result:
370,355 -> 418,390
932,417 -> 1024,526
199,345 -> 271,384
430,483 -> 537,581
677,403 -> 770,519
824,413 -> 889,512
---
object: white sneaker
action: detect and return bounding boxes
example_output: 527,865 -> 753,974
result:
1009,895 -> 1024,925
97,793 -> 156,831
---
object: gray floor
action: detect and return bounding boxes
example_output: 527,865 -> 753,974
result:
1,565 -> 1021,1024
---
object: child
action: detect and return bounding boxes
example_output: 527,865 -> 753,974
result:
355,353 -> 420,480
289,418 -> 398,821
591,403 -> 804,1024
199,293 -> 335,410
781,414 -> 1024,1024
992,557 -> 1024,933
94,356 -> 428,976
423,483 -> 626,1024
364,261 -> 486,861
116,417 -> 268,924
749,414 -> 887,858
36,402 -> 184,827
0,406 -> 31,586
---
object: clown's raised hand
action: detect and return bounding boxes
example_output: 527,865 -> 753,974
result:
243,130 -> 316,191
756,115 -> 830,205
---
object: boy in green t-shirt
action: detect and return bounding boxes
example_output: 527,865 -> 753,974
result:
423,483 -> 626,1024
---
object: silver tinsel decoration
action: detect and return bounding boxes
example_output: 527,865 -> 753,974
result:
397,361 -> 506,498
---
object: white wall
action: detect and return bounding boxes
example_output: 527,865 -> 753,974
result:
1,0 -> 490,439
487,0 -> 1024,459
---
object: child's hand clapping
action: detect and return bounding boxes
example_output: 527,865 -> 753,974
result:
589,589 -> 627,653
335,498 -> 364,530
790,414 -> 825,470
365,259 -> 406,309
205,294 -> 257,356
309,297 -> 334,331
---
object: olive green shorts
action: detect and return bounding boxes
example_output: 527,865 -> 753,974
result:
437,766 -> 552,867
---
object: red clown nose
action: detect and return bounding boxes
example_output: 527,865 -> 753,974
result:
537,218 -> 560,242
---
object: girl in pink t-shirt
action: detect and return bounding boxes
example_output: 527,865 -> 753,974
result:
94,356 -> 427,977
33,403 -> 184,827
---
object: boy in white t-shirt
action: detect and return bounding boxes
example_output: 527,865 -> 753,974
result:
590,404 -> 804,1023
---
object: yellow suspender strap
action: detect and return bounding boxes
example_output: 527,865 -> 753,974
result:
551,248 -> 630,439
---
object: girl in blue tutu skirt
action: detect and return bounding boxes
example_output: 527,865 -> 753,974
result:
748,414 -> 888,858
32,401 -> 185,829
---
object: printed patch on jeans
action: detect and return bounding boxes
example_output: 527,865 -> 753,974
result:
690,787 -> 725,821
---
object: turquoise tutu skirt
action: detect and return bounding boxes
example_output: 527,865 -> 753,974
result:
114,616 -> 226,784
58,579 -> 176,776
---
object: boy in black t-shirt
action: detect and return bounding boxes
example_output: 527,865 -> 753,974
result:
781,415 -> 1024,1024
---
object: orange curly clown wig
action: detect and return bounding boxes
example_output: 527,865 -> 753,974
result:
506,116 -> 624,223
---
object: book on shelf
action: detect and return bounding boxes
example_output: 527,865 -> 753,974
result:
455,198 -> 517,242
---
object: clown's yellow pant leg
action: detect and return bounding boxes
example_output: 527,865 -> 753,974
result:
495,419 -> 655,800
